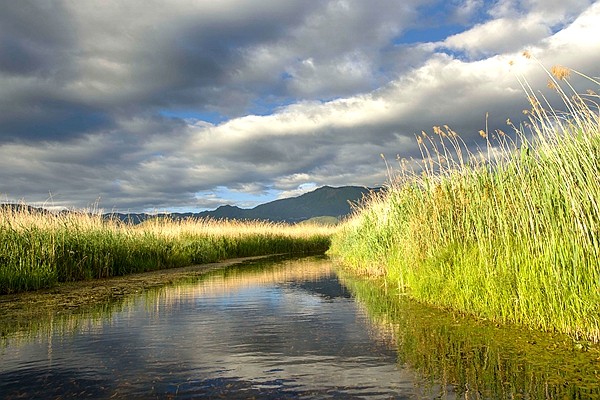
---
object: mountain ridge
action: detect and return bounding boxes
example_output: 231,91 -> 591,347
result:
109,185 -> 378,224
1,185 -> 379,224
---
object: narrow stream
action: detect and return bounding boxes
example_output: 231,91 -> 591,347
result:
1,257 -> 420,399
1,255 -> 598,399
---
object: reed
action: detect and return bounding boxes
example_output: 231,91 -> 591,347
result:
0,207 -> 334,294
329,63 -> 600,342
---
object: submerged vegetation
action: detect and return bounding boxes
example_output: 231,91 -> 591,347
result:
0,207 -> 334,294
329,62 -> 600,342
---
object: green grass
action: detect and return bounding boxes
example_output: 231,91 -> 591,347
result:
0,208 -> 335,294
329,63 -> 600,342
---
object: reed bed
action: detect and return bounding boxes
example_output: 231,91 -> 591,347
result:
0,208 -> 334,294
329,63 -> 600,342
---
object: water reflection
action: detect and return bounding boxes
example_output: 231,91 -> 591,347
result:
2,256 -> 598,399
0,256 -> 420,399
338,270 -> 600,399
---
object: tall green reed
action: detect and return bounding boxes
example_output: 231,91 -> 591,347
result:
329,63 -> 600,342
0,207 -> 334,294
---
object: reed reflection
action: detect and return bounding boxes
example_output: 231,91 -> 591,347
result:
337,270 -> 600,399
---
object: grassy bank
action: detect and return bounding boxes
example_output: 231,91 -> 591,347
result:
329,64 -> 600,342
0,207 -> 334,294
338,271 -> 600,398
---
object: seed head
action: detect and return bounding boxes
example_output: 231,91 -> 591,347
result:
479,130 -> 487,138
522,50 -> 532,59
550,65 -> 570,80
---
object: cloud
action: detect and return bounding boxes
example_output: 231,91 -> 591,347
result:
490,0 -> 593,21
0,1 -> 315,142
452,0 -> 485,22
441,0 -> 595,59
442,16 -> 551,58
0,1 -> 599,211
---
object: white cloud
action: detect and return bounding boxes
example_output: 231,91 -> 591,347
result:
277,182 -> 319,199
491,0 -> 594,20
442,16 -> 551,58
454,0 -> 485,22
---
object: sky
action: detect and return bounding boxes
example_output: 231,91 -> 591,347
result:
1,0 -> 599,212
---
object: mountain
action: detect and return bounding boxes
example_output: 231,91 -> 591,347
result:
108,185 -> 378,224
200,185 -> 376,222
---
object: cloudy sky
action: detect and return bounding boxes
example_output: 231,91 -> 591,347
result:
1,0 -> 599,212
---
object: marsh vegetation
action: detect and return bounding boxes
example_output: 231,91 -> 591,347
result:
329,63 -> 600,342
0,208 -> 334,294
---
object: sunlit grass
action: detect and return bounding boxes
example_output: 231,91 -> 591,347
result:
0,207 -> 335,294
329,62 -> 600,342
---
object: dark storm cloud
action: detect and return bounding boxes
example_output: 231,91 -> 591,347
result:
0,101 -> 113,142
0,1 -> 74,75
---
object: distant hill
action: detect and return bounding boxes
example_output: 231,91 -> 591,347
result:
108,185 -> 378,224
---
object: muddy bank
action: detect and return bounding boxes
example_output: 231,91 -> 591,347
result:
0,255 -> 279,339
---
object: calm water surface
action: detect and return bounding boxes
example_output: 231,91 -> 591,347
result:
0,257 -> 424,399
2,255 -> 599,399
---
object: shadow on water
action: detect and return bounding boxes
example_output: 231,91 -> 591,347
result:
337,270 -> 600,399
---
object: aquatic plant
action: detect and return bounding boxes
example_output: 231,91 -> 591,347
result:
329,61 -> 600,342
0,207 -> 334,294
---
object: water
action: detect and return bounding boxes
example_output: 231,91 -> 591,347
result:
0,257 -> 422,399
1,256 -> 599,399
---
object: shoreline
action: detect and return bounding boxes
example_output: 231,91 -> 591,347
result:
0,254 -> 286,336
